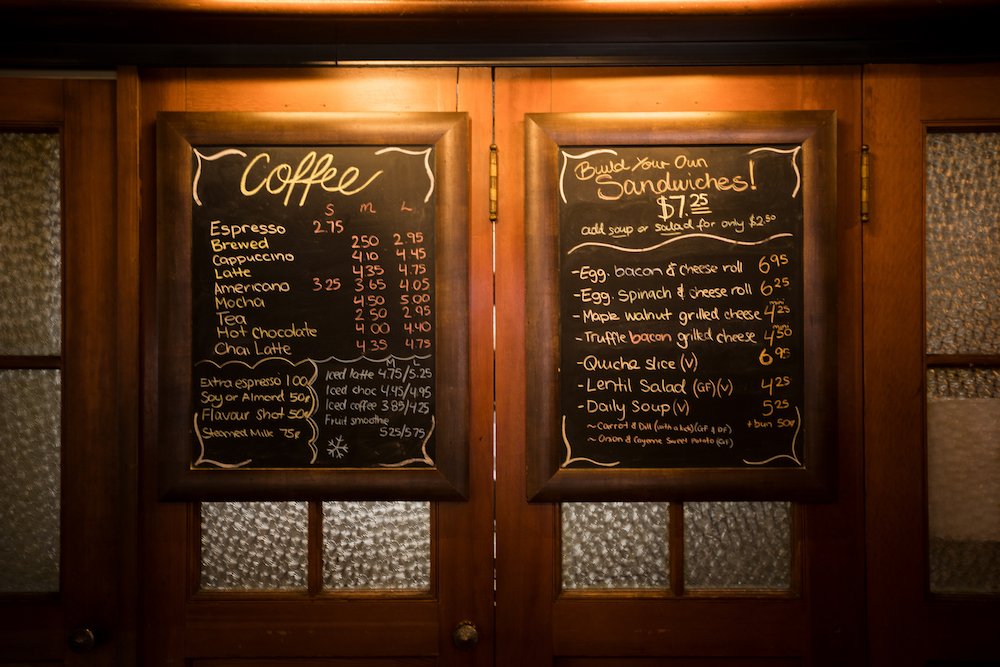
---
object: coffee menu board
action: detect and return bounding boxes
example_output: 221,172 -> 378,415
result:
156,112 -> 470,499
525,112 -> 837,501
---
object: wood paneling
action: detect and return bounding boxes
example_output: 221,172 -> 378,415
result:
0,78 -> 63,123
184,68 -> 460,113
138,68 -> 190,667
552,599 -> 808,657
114,64 -> 142,667
494,67 -> 559,667
440,66 -> 496,667
62,77 -> 121,667
863,64 -> 925,667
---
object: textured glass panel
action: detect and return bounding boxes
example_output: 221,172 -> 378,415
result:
925,132 -> 1000,355
684,501 -> 791,590
561,502 -> 669,590
201,502 -> 308,590
0,370 -> 60,593
0,132 -> 61,355
927,366 -> 1000,399
927,368 -> 1000,594
322,501 -> 430,590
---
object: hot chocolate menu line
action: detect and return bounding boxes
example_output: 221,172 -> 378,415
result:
189,145 -> 437,470
558,145 -> 805,469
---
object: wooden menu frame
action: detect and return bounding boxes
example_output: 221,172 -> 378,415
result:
156,112 -> 470,500
525,111 -> 837,502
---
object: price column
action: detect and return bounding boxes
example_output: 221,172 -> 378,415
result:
394,230 -> 433,354
351,232 -> 389,356
755,251 -> 798,432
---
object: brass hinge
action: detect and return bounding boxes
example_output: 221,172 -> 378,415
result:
860,144 -> 870,223
489,143 -> 498,223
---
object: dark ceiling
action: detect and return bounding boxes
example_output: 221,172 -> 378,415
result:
2,1 -> 999,68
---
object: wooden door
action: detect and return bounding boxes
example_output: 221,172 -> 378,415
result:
864,63 -> 1000,666
0,77 -> 123,664
494,67 -> 866,666
136,68 -> 495,666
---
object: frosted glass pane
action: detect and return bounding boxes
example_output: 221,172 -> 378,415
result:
0,370 -> 60,593
684,501 -> 791,590
201,501 -> 308,591
561,502 -> 669,590
927,368 -> 1000,594
925,132 -> 1000,355
0,132 -> 61,355
322,501 -> 430,590
927,366 -> 1000,399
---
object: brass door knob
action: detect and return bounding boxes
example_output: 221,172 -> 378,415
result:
68,627 -> 97,653
452,620 -> 479,649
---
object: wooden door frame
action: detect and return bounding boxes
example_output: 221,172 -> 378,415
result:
863,63 -> 1000,666
0,75 -> 125,665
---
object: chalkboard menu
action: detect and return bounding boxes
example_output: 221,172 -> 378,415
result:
157,112 -> 470,500
525,112 -> 837,501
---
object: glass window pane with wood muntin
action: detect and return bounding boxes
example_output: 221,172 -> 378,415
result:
926,368 -> 1000,594
0,369 -> 61,593
684,501 -> 792,591
561,502 -> 669,591
322,501 -> 431,591
925,131 -> 1000,595
0,130 -> 62,594
200,501 -> 309,591
0,132 -> 61,357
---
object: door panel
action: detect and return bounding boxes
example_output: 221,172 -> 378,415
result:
138,67 -> 494,666
0,77 -> 120,665
864,63 -> 1000,666
494,67 -> 865,666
